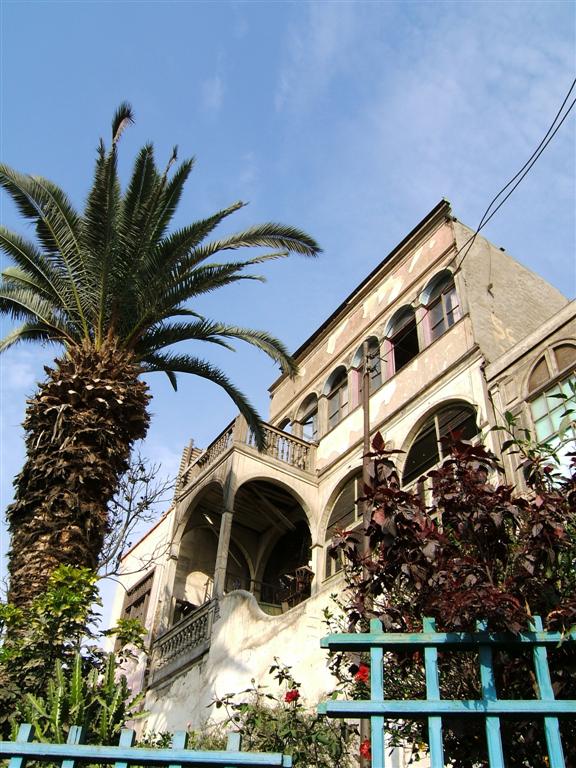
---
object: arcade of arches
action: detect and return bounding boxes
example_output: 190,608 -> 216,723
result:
173,479 -> 312,621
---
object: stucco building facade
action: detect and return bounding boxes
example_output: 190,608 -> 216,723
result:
109,200 -> 575,739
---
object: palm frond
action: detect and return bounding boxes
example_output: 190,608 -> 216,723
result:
120,144 -> 157,234
0,286 -> 75,343
0,229 -> 74,308
145,201 -> 246,279
82,135 -> 122,343
189,222 -> 322,260
135,320 -> 297,376
0,321 -> 60,352
125,263 -> 266,344
2,266 -> 60,301
0,167 -> 89,336
134,320 -> 238,354
141,351 -> 266,449
112,101 -> 134,145
149,157 -> 195,244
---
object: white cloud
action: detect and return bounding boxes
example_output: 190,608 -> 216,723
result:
275,1 -> 360,112
277,3 -> 574,277
202,74 -> 224,113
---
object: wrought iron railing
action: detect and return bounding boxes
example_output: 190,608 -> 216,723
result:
149,600 -> 217,687
318,616 -> 576,767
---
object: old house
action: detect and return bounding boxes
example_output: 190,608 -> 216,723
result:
109,199 -> 575,735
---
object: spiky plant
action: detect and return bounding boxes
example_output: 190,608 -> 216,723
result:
0,103 -> 320,607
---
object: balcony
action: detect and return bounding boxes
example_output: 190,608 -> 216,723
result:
148,563 -> 315,688
176,416 -> 316,495
148,599 -> 217,687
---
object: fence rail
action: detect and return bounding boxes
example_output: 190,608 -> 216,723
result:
2,724 -> 292,768
318,615 -> 576,768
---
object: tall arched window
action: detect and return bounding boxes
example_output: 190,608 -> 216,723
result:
324,473 -> 362,579
325,366 -> 349,430
422,271 -> 461,343
385,307 -> 419,376
297,393 -> 318,442
402,402 -> 479,486
527,345 -> 576,466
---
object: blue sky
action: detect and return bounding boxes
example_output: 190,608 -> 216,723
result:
1,1 -> 575,608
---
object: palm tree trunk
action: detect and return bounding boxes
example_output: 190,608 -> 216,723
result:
7,342 -> 150,608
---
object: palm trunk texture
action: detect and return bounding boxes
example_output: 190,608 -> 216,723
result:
7,343 -> 150,608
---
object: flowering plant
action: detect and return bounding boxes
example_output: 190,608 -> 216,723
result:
284,689 -> 300,703
354,663 -> 370,684
359,739 -> 371,760
210,659 -> 354,767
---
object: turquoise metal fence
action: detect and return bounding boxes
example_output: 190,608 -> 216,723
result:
1,723 -> 291,768
318,615 -> 576,768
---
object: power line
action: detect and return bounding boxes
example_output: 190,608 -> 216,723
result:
453,77 -> 576,275
372,77 -> 576,362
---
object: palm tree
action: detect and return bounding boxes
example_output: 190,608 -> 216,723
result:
0,103 -> 320,608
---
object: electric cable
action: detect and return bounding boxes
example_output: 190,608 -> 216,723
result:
365,78 -> 576,368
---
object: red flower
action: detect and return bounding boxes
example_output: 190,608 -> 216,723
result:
354,664 -> 370,684
284,689 -> 300,703
360,739 -> 372,760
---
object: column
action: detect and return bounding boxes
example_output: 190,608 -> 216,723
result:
212,509 -> 233,598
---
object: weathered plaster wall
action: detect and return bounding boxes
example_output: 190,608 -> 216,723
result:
107,512 -> 173,692
142,589 -> 336,732
313,317 -> 479,473
456,221 -> 569,363
269,217 -> 456,423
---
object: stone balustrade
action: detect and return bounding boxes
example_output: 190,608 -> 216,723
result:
148,600 -> 216,687
178,417 -> 316,489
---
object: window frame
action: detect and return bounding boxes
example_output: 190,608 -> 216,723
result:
121,570 -> 154,626
351,337 -> 383,408
425,277 -> 460,343
326,367 -> 349,431
297,394 -> 319,442
525,344 -> 576,470
324,474 -> 363,580
384,307 -> 420,377
402,403 -> 479,488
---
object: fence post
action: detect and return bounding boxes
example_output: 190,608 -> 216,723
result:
422,618 -> 445,768
9,723 -> 34,768
476,620 -> 505,765
531,616 -> 566,768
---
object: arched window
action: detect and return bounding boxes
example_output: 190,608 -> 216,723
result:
402,402 -> 479,486
385,307 -> 419,376
351,336 -> 382,407
277,417 -> 292,434
422,271 -> 460,343
325,366 -> 349,430
297,393 -> 318,442
324,473 -> 362,579
527,345 -> 576,462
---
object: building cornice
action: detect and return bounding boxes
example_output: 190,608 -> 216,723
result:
269,199 -> 452,394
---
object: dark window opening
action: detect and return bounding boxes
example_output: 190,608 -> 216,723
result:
426,278 -> 460,342
261,520 -> 312,606
391,315 -> 419,372
324,474 -> 362,579
327,369 -> 349,430
403,404 -> 479,486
